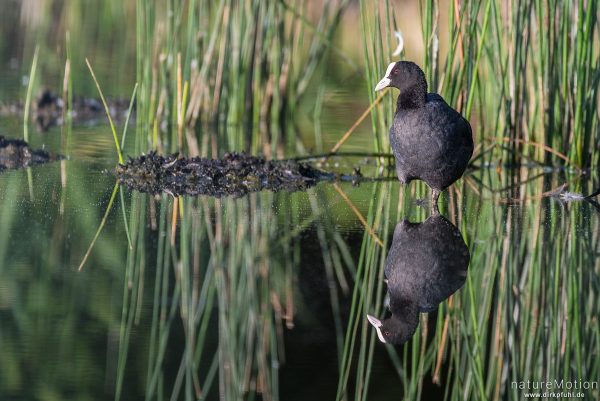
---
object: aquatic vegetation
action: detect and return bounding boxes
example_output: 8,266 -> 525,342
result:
337,174 -> 600,401
0,135 -> 61,170
359,0 -> 600,169
116,151 -> 329,197
133,0 -> 351,156
0,89 -> 132,132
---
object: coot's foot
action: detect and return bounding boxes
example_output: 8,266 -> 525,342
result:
431,189 -> 440,215
415,197 -> 429,208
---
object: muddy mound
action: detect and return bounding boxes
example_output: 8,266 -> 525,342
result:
0,89 -> 132,132
116,152 -> 332,197
0,136 -> 61,171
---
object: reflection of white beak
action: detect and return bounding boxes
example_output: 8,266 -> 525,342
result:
374,77 -> 391,92
366,314 -> 387,343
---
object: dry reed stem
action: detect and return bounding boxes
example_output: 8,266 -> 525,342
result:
332,183 -> 383,247
463,176 -> 482,197
177,53 -> 184,151
433,296 -> 453,383
453,0 -> 464,64
330,88 -> 390,153
486,136 -> 572,165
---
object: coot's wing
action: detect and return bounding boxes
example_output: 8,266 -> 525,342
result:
424,94 -> 472,151
421,95 -> 474,185
390,101 -> 449,182
426,93 -> 445,103
390,93 -> 473,186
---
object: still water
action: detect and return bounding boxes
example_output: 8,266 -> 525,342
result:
0,113 -> 599,400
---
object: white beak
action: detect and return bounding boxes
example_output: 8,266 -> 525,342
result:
374,62 -> 397,92
374,77 -> 391,92
366,314 -> 387,343
367,314 -> 382,327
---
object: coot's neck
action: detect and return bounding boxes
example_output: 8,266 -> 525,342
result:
389,296 -> 416,315
396,78 -> 427,110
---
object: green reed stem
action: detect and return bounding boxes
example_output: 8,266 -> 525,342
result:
23,45 -> 39,143
77,181 -> 119,271
85,58 -> 124,164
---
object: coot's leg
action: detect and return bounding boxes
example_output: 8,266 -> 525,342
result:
431,189 -> 440,215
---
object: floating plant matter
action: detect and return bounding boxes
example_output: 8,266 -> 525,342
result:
116,152 -> 335,197
0,135 -> 61,171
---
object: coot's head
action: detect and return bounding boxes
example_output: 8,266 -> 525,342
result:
366,310 -> 419,345
374,61 -> 426,93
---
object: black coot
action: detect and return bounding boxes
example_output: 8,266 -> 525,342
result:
367,214 -> 470,345
375,61 -> 473,208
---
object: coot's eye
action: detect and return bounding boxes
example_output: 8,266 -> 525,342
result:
384,331 -> 390,336
392,69 -> 399,75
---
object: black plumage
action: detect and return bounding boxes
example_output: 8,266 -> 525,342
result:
375,61 -> 473,208
367,214 -> 470,345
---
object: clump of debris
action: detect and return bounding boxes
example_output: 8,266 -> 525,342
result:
116,152 -> 333,197
0,88 -> 132,131
0,136 -> 61,171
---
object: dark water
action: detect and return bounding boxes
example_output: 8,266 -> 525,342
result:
1,9 -> 599,401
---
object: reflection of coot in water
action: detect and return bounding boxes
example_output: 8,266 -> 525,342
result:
367,214 -> 470,345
